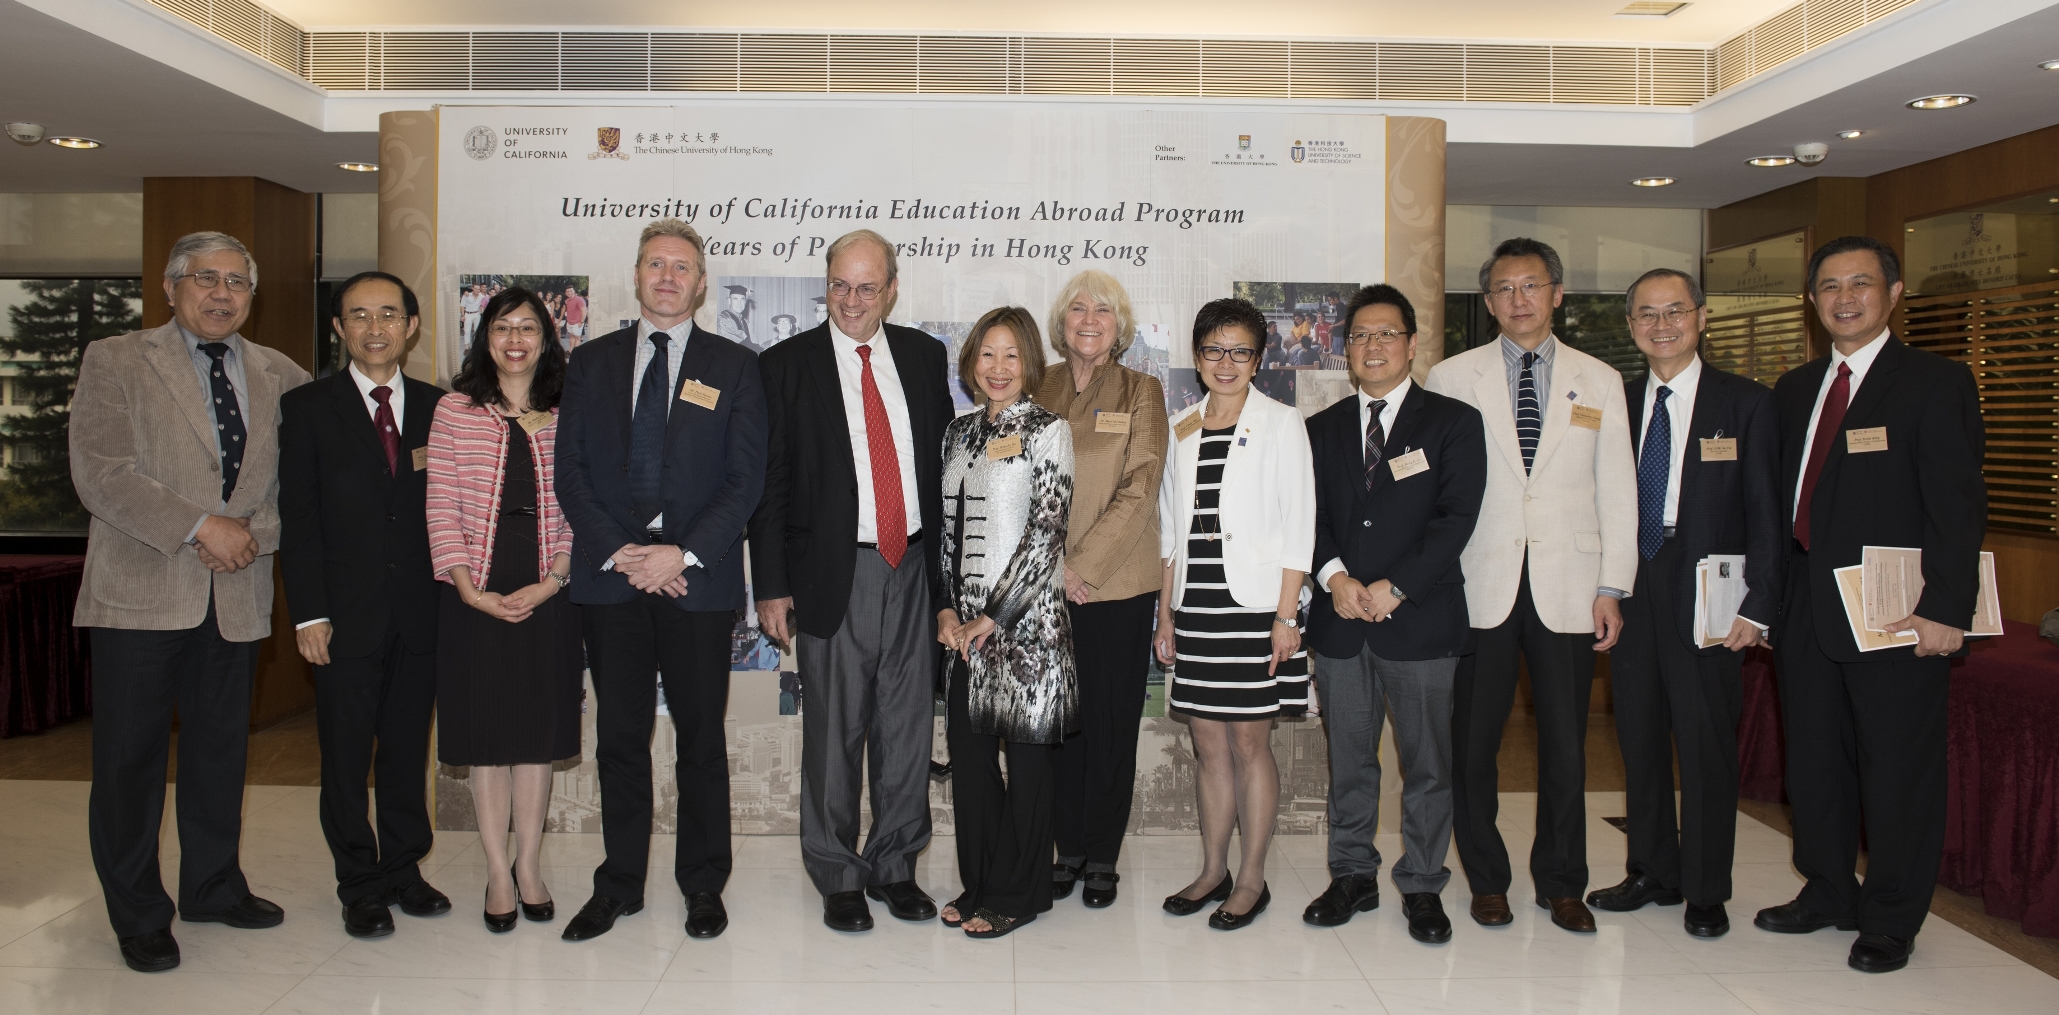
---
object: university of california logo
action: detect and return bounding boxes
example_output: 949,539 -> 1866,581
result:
462,125 -> 494,161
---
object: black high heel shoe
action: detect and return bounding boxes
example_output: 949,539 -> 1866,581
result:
1163,873 -> 1233,916
1209,882 -> 1271,930
484,871 -> 517,933
514,864 -> 554,922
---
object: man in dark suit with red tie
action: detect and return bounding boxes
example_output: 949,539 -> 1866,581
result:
1759,236 -> 1986,973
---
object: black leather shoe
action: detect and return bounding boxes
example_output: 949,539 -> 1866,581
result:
1684,902 -> 1729,938
865,881 -> 937,921
391,880 -> 451,918
1403,893 -> 1453,943
1163,874 -> 1232,916
1208,883 -> 1270,930
484,880 -> 517,934
181,894 -> 284,929
1586,874 -> 1683,912
560,895 -> 644,941
824,890 -> 875,932
1081,871 -> 1120,909
1052,862 -> 1082,901
342,897 -> 395,938
1303,874 -> 1380,927
685,893 -> 728,938
511,866 -> 552,923
1848,933 -> 1914,973
1753,898 -> 1856,934
117,928 -> 180,973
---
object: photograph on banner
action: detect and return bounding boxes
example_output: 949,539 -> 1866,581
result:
1235,280 -> 1357,366
913,319 -> 982,412
1165,368 -> 1296,414
455,273 -> 591,355
1121,322 -> 1176,395
713,275 -> 826,353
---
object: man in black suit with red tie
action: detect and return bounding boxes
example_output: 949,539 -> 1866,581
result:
1759,236 -> 1986,973
279,272 -> 451,938
1586,268 -> 1781,939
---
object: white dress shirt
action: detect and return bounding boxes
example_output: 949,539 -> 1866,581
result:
297,363 -> 409,631
1638,355 -> 1700,528
1315,378 -> 1412,592
832,322 -> 921,543
1793,328 -> 1890,521
600,315 -> 700,574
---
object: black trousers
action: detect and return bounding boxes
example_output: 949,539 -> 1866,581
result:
1452,565 -> 1596,899
584,599 -> 735,900
313,627 -> 438,905
948,659 -> 1056,921
1612,538 -> 1742,906
88,597 -> 262,938
1778,552 -> 1949,939
1052,591 -> 1156,865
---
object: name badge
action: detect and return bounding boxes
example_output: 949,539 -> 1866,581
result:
516,410 -> 555,435
1173,413 -> 1203,441
986,434 -> 1023,461
1569,404 -> 1604,431
1700,438 -> 1738,462
678,378 -> 721,410
410,447 -> 429,472
1846,426 -> 1888,454
1388,447 -> 1430,480
1094,411 -> 1132,434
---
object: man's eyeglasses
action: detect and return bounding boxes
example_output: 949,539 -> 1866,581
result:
1197,345 -> 1258,364
175,271 -> 254,293
1486,282 -> 1554,302
1630,308 -> 1697,329
342,310 -> 408,330
1345,330 -> 1411,347
828,281 -> 886,302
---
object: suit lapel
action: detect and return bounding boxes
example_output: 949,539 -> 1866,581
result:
328,371 -> 386,466
401,376 -> 437,449
610,328 -> 639,446
1678,370 -> 1725,528
1364,385 -> 1427,498
1471,356 -> 1528,485
1530,350 -> 1578,476
667,324 -> 719,445
804,330 -> 857,471
1626,375 -> 1648,456
140,324 -> 218,456
1818,336 -> 1904,499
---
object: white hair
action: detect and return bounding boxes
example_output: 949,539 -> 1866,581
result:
164,231 -> 259,291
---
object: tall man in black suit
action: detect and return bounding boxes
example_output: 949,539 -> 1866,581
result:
1302,285 -> 1486,945
280,272 -> 451,939
1586,268 -> 1782,939
1758,236 -> 1985,974
751,229 -> 954,932
555,219 -> 768,942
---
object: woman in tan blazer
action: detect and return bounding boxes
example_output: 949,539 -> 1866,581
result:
1032,270 -> 1167,909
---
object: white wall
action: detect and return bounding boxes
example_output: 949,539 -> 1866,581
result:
1446,204 -> 1701,294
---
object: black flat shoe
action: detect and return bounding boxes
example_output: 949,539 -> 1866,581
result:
685,893 -> 728,939
1163,874 -> 1233,916
1209,883 -> 1270,930
391,880 -> 451,918
1849,933 -> 1914,973
1303,874 -> 1379,927
117,928 -> 179,973
182,894 -> 284,929
1081,871 -> 1120,909
1586,873 -> 1683,912
824,890 -> 874,932
342,897 -> 395,939
1052,862 -> 1082,901
561,895 -> 643,941
964,909 -> 1035,939
513,865 -> 553,922
1402,892 -> 1452,944
1753,898 -> 1856,934
1684,902 -> 1729,938
864,880 -> 937,921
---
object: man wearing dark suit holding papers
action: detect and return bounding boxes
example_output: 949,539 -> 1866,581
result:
1587,268 -> 1780,939
1760,236 -> 1985,974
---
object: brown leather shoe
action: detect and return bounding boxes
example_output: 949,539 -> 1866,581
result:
1538,896 -> 1596,933
1469,893 -> 1512,926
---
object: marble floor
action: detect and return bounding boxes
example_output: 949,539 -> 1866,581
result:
2,780 -> 2053,1015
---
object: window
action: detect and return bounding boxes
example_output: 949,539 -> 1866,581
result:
0,279 -> 142,532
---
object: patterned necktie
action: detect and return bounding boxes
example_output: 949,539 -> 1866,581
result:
629,331 -> 671,525
856,343 -> 908,569
1794,361 -> 1852,551
1516,351 -> 1541,475
1363,398 -> 1388,490
200,342 -> 245,501
370,385 -> 400,475
1636,386 -> 1673,560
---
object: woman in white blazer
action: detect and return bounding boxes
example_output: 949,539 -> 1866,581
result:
1153,298 -> 1315,930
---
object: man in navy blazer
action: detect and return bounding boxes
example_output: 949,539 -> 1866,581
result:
1302,285 -> 1486,945
1587,268 -> 1782,940
554,219 -> 768,942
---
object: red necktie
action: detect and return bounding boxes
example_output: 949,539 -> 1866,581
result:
370,385 -> 401,475
1793,362 -> 1850,551
855,344 -> 908,568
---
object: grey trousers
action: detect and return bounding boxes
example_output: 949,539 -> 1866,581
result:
795,545 -> 937,895
1314,644 -> 1457,895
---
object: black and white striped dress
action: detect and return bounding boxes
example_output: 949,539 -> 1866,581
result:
1168,426 -> 1309,720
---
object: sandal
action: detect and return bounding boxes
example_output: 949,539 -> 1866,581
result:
1052,862 -> 1083,900
940,895 -> 971,928
964,908 -> 1036,939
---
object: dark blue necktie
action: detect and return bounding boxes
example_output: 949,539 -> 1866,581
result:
1516,351 -> 1541,475
1363,399 -> 1387,490
629,331 -> 671,525
1637,385 -> 1673,560
201,342 -> 245,501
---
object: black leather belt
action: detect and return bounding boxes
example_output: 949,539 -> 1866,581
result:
858,529 -> 923,550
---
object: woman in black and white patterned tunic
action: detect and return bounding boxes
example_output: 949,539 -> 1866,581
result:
1153,298 -> 1315,930
936,306 -> 1075,939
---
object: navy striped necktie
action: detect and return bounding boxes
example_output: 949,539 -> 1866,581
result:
1516,351 -> 1541,475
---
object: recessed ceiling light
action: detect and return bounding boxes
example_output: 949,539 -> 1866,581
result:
336,161 -> 379,172
1836,129 -> 1865,139
2040,59 -> 2059,71
1747,155 -> 1797,167
1629,177 -> 1676,187
1906,94 -> 1976,110
47,136 -> 100,149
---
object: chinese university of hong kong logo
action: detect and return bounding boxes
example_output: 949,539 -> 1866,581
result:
1237,134 -> 1251,151
1291,140 -> 1305,163
462,125 -> 494,161
589,127 -> 629,161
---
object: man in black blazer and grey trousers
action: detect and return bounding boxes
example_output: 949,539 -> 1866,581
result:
1759,236 -> 1985,974
1587,268 -> 1782,940
750,230 -> 954,932
279,272 -> 451,939
1302,285 -> 1486,945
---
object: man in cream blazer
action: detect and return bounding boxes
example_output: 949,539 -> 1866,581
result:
1425,238 -> 1637,934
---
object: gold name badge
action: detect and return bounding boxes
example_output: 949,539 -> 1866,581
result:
1173,412 -> 1204,441
1569,404 -> 1604,431
678,378 -> 721,410
986,434 -> 1023,461
1846,426 -> 1889,454
1699,438 -> 1738,462
516,410 -> 555,435
1094,411 -> 1132,434
410,446 -> 429,472
1388,447 -> 1430,480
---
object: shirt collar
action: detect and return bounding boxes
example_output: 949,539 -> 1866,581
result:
1645,354 -> 1702,403
832,320 -> 886,351
638,316 -> 692,344
1498,333 -> 1555,366
1830,328 -> 1892,373
1357,375 -> 1413,412
180,325 -> 242,357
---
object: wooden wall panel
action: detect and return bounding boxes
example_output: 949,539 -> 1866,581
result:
1865,122 -> 2059,265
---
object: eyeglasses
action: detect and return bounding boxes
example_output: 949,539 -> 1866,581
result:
1630,308 -> 1697,328
1197,345 -> 1258,364
1486,282 -> 1555,302
828,281 -> 886,301
175,271 -> 253,293
342,310 -> 408,330
1345,330 -> 1411,347
489,322 -> 543,339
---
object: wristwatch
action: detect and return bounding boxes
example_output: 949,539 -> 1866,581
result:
1275,615 -> 1299,629
1389,585 -> 1408,601
548,571 -> 570,588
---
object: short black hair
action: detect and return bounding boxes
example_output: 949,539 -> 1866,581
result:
1477,237 -> 1565,293
1807,235 -> 1901,291
452,286 -> 565,412
331,271 -> 419,321
1191,298 -> 1267,358
1341,284 -> 1417,336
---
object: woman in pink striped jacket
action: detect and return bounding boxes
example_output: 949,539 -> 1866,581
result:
425,286 -> 581,933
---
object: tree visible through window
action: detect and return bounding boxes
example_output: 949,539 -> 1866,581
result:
0,279 -> 142,530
